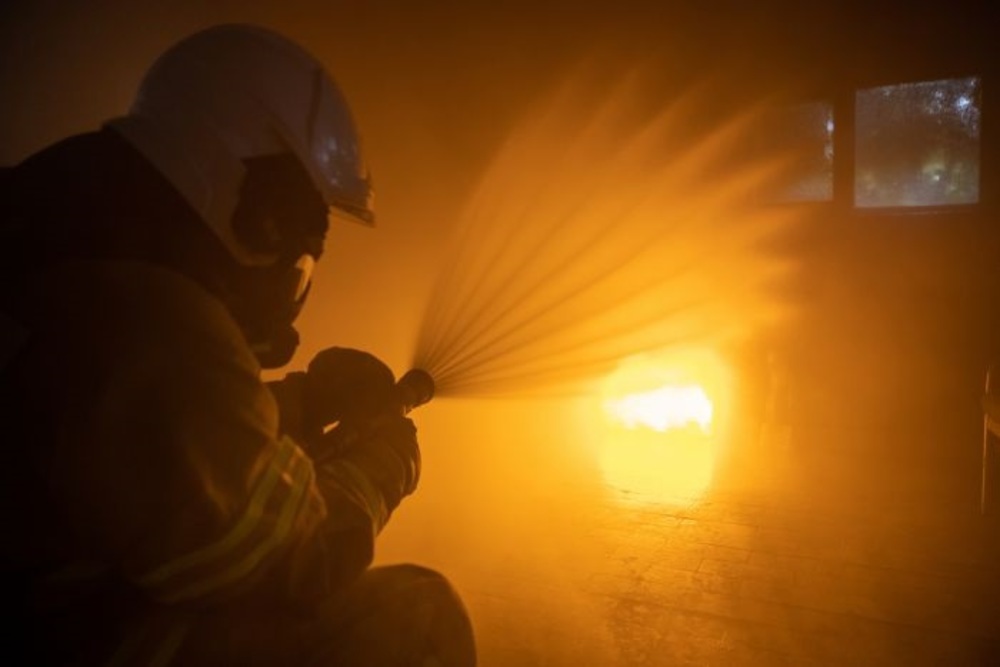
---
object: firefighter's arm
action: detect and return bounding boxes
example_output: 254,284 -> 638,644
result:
36,261 -> 416,607
267,345 -> 422,535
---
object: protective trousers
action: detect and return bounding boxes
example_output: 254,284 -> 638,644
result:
176,564 -> 477,666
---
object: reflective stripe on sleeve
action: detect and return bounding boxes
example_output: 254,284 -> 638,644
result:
318,459 -> 390,533
132,435 -> 318,603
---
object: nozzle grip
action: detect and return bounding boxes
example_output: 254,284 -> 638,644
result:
395,368 -> 435,415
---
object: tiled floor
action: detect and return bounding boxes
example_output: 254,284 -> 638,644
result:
376,401 -> 1000,666
560,499 -> 999,665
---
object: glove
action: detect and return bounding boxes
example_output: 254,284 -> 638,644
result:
301,347 -> 397,438
273,347 -> 421,514
326,414 -> 422,515
350,414 -> 420,500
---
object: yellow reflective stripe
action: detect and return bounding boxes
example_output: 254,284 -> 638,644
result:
332,459 -> 389,531
156,448 -> 316,603
135,435 -> 299,587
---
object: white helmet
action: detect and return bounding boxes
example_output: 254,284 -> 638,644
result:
107,24 -> 374,266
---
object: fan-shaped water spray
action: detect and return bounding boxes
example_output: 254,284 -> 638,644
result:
413,71 -> 802,399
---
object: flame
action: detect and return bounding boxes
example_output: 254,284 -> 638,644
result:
603,384 -> 713,433
596,349 -> 730,506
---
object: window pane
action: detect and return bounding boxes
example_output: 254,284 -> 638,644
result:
758,102 -> 834,202
855,77 -> 981,208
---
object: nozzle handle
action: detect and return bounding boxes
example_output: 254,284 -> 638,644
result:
395,369 -> 435,415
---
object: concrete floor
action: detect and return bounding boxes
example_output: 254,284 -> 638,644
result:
378,397 -> 1000,666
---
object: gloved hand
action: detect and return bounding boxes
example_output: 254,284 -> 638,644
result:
270,347 -> 422,512
329,413 -> 422,507
306,347 -> 396,424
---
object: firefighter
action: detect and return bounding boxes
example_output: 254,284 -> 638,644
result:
0,24 -> 475,666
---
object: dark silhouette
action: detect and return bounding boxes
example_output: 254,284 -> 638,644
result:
0,24 -> 475,666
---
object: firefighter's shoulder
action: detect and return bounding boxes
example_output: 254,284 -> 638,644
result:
27,258 -> 259,374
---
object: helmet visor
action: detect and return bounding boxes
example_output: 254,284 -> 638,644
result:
305,73 -> 375,225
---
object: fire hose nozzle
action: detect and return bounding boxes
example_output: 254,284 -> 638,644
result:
395,368 -> 435,415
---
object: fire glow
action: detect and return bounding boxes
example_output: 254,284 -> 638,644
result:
596,350 -> 729,506
603,384 -> 713,433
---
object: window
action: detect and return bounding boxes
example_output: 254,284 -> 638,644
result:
855,76 -> 981,208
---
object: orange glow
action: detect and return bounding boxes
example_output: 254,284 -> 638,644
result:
603,384 -> 713,433
597,349 -> 730,506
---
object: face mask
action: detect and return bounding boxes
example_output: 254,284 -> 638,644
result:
227,152 -> 328,368
231,153 -> 329,262
234,251 -> 319,368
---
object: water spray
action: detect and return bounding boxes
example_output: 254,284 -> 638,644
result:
413,72 -> 802,400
